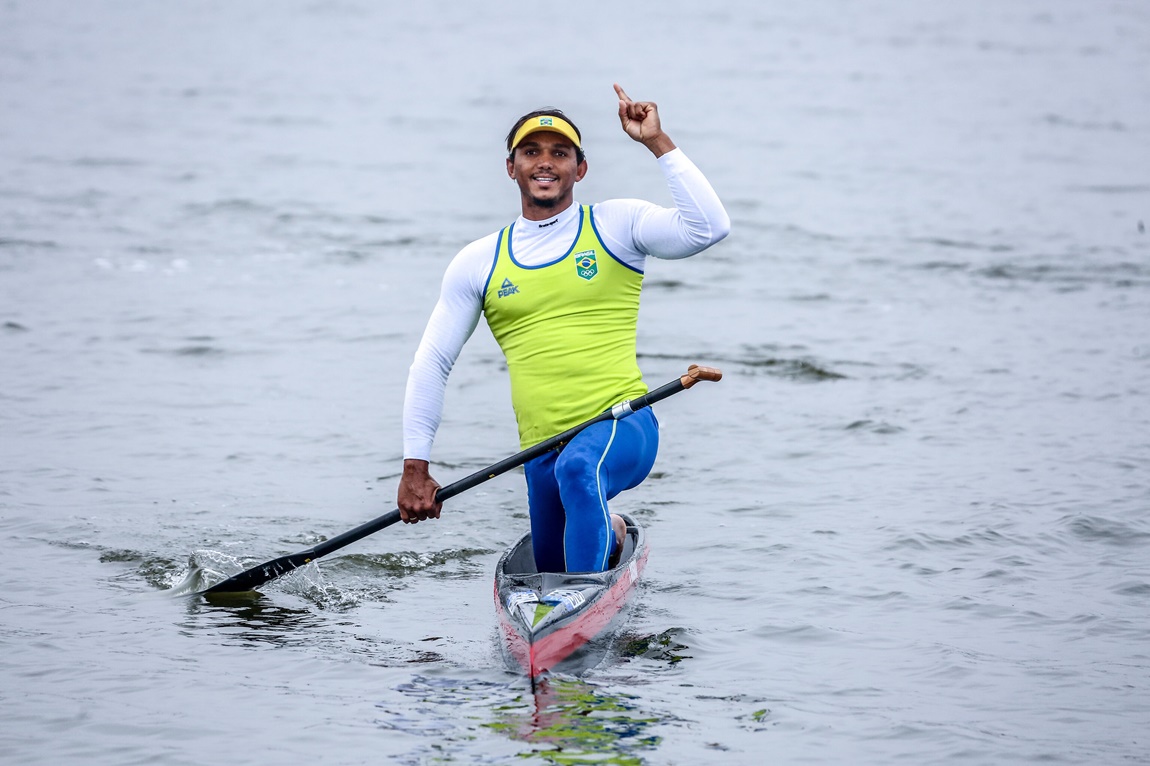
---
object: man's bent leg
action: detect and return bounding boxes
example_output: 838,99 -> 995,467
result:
524,450 -> 566,572
554,408 -> 659,571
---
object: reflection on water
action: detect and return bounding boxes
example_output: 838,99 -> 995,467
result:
617,627 -> 693,666
181,593 -> 327,648
377,675 -> 666,765
491,677 -> 664,766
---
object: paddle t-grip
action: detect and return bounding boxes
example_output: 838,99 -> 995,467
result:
680,364 -> 723,388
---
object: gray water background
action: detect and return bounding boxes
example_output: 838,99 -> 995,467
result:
2,1 -> 1149,763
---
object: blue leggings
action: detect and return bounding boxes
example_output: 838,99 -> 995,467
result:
523,407 -> 659,573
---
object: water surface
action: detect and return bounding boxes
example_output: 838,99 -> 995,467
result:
2,1 -> 1148,763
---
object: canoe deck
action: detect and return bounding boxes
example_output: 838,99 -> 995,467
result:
494,513 -> 647,679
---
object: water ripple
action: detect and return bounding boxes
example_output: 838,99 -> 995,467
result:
1063,514 -> 1150,547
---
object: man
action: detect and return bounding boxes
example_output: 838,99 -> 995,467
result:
398,83 -> 729,573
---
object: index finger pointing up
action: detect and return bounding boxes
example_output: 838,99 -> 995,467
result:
613,83 -> 631,103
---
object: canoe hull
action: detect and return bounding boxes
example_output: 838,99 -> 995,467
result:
494,514 -> 647,679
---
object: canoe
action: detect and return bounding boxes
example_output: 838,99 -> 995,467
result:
494,513 -> 648,680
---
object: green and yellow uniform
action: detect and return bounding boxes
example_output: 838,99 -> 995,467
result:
483,205 -> 649,449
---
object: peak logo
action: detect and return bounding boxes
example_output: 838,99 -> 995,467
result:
498,278 -> 520,298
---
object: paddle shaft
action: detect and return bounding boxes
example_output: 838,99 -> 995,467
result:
201,364 -> 721,594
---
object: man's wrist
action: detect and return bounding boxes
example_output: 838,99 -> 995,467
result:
403,458 -> 430,475
643,134 -> 677,158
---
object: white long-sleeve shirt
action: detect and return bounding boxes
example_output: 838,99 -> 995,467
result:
403,147 -> 730,460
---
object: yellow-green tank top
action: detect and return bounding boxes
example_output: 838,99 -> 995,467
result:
482,205 -> 648,449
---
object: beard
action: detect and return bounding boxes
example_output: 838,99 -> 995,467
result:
528,193 -> 561,209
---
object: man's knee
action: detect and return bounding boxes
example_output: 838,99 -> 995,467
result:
554,446 -> 599,487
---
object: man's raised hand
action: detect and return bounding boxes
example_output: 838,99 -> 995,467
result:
614,83 -> 677,158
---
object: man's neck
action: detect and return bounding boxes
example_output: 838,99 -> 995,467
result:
520,196 -> 575,222
518,200 -> 579,230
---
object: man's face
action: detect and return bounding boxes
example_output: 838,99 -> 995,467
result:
506,131 -> 587,215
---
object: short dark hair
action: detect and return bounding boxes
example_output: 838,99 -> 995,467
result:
506,108 -> 586,164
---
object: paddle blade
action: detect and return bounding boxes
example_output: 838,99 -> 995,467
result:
200,549 -> 317,595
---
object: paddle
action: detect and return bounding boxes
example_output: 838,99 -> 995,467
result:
200,364 -> 722,595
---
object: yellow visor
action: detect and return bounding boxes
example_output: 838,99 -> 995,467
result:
510,116 -> 581,150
